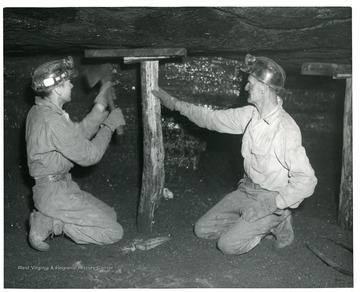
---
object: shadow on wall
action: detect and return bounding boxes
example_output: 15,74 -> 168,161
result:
4,78 -> 35,187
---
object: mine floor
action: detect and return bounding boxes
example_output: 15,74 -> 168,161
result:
3,137 -> 353,288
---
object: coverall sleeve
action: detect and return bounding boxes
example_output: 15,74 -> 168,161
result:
175,101 -> 254,134
275,126 -> 318,209
75,106 -> 108,140
49,117 -> 113,167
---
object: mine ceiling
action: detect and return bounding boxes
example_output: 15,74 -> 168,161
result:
3,7 -> 352,72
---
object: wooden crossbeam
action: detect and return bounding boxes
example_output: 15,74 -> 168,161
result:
301,62 -> 352,79
85,48 -> 187,59
123,56 -> 169,64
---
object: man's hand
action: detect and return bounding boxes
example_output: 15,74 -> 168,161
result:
152,88 -> 179,111
102,108 -> 125,133
242,197 -> 278,223
94,81 -> 116,108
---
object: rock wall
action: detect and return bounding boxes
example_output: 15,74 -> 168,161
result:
3,54 -> 346,184
4,7 -> 351,71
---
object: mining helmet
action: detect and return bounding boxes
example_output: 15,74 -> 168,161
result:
31,56 -> 78,92
240,54 -> 286,91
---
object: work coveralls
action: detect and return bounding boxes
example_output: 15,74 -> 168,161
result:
174,98 -> 317,254
25,97 -> 123,245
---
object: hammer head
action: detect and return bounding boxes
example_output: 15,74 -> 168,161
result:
84,63 -> 114,89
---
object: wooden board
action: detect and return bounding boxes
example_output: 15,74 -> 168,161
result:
301,62 -> 351,77
85,48 -> 187,58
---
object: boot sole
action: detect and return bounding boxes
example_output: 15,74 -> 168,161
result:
29,234 -> 50,252
29,211 -> 50,252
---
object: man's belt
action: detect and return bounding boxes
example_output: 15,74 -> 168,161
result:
34,173 -> 72,183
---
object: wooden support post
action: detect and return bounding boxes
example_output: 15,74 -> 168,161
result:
302,62 -> 352,230
137,60 -> 165,233
338,78 -> 352,229
85,48 -> 186,233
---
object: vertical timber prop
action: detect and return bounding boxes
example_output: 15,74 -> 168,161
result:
338,78 -> 352,229
85,48 -> 187,233
302,62 -> 352,229
137,60 -> 164,233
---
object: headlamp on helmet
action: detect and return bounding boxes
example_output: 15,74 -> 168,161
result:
240,54 -> 286,92
31,56 -> 78,92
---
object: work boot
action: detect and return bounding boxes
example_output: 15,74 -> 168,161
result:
52,218 -> 64,236
272,214 -> 294,249
29,210 -> 62,252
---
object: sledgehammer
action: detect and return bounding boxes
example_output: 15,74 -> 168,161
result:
84,63 -> 123,135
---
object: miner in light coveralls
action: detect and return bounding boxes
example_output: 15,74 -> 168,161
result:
152,54 -> 317,255
26,56 -> 125,251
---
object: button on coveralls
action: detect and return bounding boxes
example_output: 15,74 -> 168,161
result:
26,97 -> 123,245
174,99 -> 317,254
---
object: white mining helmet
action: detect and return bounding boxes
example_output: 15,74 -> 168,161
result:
31,56 -> 78,92
240,54 -> 286,92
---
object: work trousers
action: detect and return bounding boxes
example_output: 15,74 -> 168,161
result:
32,178 -> 123,245
194,180 -> 291,255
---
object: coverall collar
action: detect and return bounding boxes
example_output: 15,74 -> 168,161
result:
262,97 -> 283,125
35,96 -> 64,116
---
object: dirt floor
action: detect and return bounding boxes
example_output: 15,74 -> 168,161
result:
3,130 -> 354,288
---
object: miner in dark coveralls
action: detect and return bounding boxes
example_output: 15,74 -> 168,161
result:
153,54 -> 318,255
26,56 -> 125,251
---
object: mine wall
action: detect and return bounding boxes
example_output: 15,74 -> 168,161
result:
3,54 -> 345,190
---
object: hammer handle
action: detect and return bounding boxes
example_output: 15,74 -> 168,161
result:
108,93 -> 124,136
